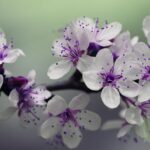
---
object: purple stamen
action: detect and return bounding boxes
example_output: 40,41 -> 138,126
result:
142,66 -> 150,81
61,41 -> 85,65
99,67 -> 122,87
58,108 -> 80,126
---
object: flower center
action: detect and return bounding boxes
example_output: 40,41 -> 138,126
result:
87,42 -> 103,56
100,68 -> 122,87
142,66 -> 150,81
58,108 -> 79,126
17,87 -> 35,113
61,41 -> 85,66
17,87 -> 40,122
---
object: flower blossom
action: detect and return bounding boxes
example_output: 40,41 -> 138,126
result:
0,70 -> 51,126
83,48 -> 141,108
47,17 -> 122,79
40,93 -> 101,149
130,42 -> 150,102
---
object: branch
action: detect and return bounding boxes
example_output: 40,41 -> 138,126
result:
46,80 -> 94,93
46,70 -> 98,93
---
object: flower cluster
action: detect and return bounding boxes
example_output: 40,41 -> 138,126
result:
1,16 -> 150,149
47,16 -> 150,147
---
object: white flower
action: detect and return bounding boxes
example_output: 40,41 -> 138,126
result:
143,16 -> 150,45
0,29 -> 25,65
0,70 -> 51,126
47,18 -> 94,79
40,93 -> 101,149
83,48 -> 141,109
75,17 -> 122,47
47,17 -> 122,80
130,42 -> 150,102
110,31 -> 138,59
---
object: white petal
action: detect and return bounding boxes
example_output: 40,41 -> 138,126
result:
8,89 -> 19,106
114,53 -> 141,78
0,30 -> 6,49
117,124 -> 132,138
0,75 -> 3,88
101,86 -> 120,109
76,110 -> 101,131
98,22 -> 122,41
28,70 -> 36,81
131,36 -> 139,46
47,60 -> 72,79
95,48 -> 113,72
125,108 -> 144,125
77,55 -> 94,72
98,40 -> 113,47
110,31 -> 132,57
83,71 -> 102,91
64,17 -> 92,50
3,49 -> 25,63
30,86 -> 51,105
40,117 -> 60,139
133,42 -> 150,66
24,70 -> 36,88
61,121 -> 82,149
69,93 -> 90,110
0,107 -> 17,121
143,16 -> 150,37
147,32 -> 150,45
51,38 -> 68,57
138,82 -> 150,102
101,120 -> 123,130
122,64 -> 142,80
72,17 -> 95,41
118,79 -> 141,98
77,31 -> 90,50
44,95 -> 67,116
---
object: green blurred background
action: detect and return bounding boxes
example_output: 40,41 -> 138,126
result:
1,0 -> 150,150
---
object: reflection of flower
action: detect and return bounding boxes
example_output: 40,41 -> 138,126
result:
0,70 -> 51,126
40,93 -> 101,149
83,48 -> 141,108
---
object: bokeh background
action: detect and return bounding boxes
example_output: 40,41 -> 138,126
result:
0,0 -> 150,150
